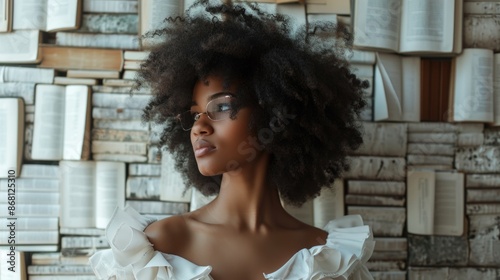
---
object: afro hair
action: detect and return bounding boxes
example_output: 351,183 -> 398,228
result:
136,0 -> 368,206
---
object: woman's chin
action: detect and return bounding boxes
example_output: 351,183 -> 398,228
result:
197,166 -> 222,177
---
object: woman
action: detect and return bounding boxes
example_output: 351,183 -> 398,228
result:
90,1 -> 374,279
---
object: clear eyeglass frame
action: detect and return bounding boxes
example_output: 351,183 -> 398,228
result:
176,94 -> 236,131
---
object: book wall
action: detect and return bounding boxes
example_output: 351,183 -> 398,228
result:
1,0 -> 500,279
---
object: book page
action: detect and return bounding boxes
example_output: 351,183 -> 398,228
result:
400,0 -> 455,53
433,171 -> 464,236
401,57 -> 421,121
0,251 -> 25,280
0,0 -> 11,32
313,179 -> 344,228
95,162 -> 125,228
60,161 -> 96,228
160,151 -> 192,202
0,98 -> 23,178
32,85 -> 65,160
46,0 -> 79,31
407,170 -> 435,235
0,30 -> 39,63
452,48 -> 494,122
12,0 -> 47,30
63,85 -> 89,160
140,0 -> 182,48
353,0 -> 401,52
374,53 -> 403,121
493,54 -> 500,125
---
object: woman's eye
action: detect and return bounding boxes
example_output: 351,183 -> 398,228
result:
217,103 -> 231,112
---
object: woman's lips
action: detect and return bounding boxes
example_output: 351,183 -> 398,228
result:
194,139 -> 216,157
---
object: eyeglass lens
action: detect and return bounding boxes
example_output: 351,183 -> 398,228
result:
178,95 -> 235,130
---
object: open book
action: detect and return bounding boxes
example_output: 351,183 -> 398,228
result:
0,30 -> 41,63
0,0 -> 12,32
449,48 -> 498,123
374,53 -> 420,121
60,161 -> 126,229
32,85 -> 91,161
283,180 -> 344,228
407,169 -> 464,236
352,0 -> 462,55
12,0 -> 81,32
0,98 -> 24,178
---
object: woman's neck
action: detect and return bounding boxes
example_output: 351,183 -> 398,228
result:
203,153 -> 290,233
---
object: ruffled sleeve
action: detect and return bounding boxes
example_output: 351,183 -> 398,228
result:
263,215 -> 375,280
89,206 -> 212,280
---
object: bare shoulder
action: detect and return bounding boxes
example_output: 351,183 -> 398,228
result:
281,215 -> 329,248
144,214 -> 191,254
301,223 -> 329,247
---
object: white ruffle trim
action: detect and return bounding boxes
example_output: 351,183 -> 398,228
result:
89,207 -> 374,280
263,215 -> 375,280
89,206 -> 213,280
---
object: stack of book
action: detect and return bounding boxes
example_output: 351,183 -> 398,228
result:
0,164 -> 60,253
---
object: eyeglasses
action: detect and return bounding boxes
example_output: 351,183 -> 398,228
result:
177,94 -> 237,131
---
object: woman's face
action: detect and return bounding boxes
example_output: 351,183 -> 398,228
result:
189,75 -> 260,176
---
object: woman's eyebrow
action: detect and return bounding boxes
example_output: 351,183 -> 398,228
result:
191,92 -> 234,106
208,92 -> 233,102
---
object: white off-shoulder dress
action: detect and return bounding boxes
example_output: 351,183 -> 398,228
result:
89,206 -> 375,280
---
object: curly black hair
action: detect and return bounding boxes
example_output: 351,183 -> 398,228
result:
136,0 -> 367,206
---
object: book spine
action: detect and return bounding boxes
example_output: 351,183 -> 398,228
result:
464,15 -> 500,52
455,146 -> 500,173
344,156 -> 406,181
1,67 -> 55,84
93,119 -> 149,131
347,206 -> 406,237
19,164 -> 59,178
408,122 -> 457,133
128,163 -> 161,176
92,93 -> 150,109
0,204 -> 59,217
407,155 -> 454,166
466,174 -> 500,187
466,189 -> 500,203
466,204 -> 500,215
347,180 -> 406,196
0,82 -> 36,104
126,177 -> 161,199
56,33 -> 140,50
27,265 -> 94,275
83,0 -> 139,13
91,140 -> 147,155
92,107 -> 143,120
91,128 -> 150,142
125,200 -> 189,215
353,122 -> 407,157
345,194 -> 405,207
407,143 -> 455,156
464,2 -> 500,14
408,132 -> 457,144
457,133 -> 484,147
0,230 -> 58,244
79,14 -> 139,34
0,217 -> 58,230
61,236 -> 109,249
374,237 -> 408,251
92,153 -> 148,163
0,178 -> 59,192
0,192 -> 59,204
